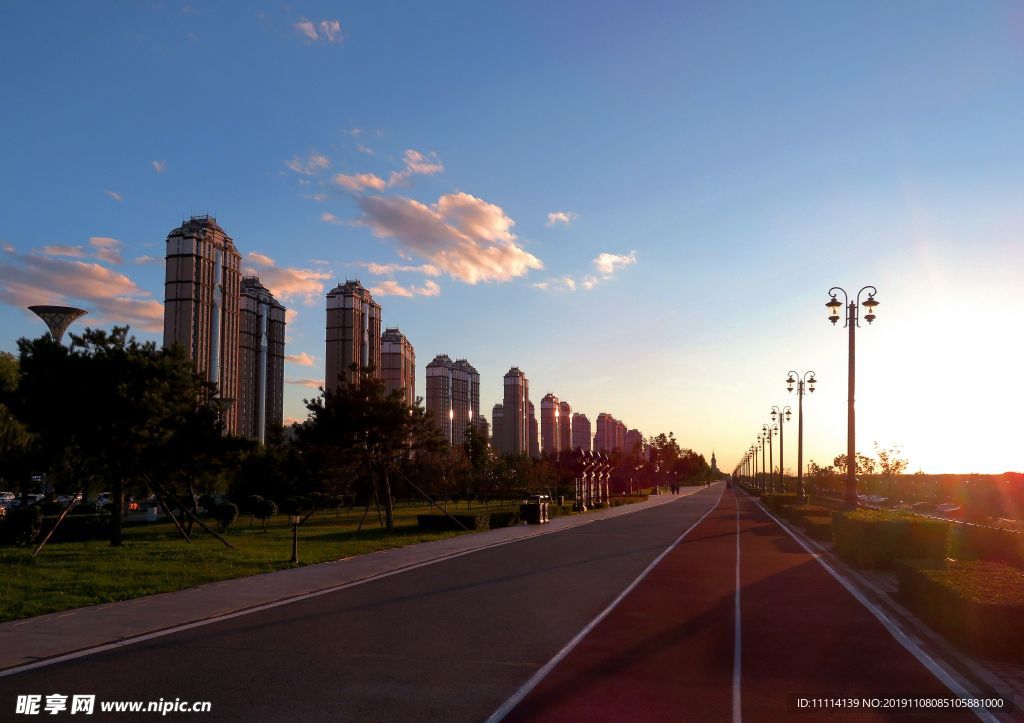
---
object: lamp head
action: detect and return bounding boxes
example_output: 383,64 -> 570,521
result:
862,292 -> 879,324
826,295 -> 842,325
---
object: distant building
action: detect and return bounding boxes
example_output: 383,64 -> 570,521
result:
594,412 -> 626,453
453,358 -> 480,444
559,401 -> 572,453
475,414 -> 490,443
528,401 -> 540,458
163,215 -> 242,434
572,413 -> 592,452
615,419 -> 627,452
625,428 -> 644,458
501,366 -> 529,455
491,403 -> 504,450
325,280 -> 381,392
381,327 -> 415,406
540,393 -> 560,455
711,451 -> 718,473
426,354 -> 479,445
238,276 -> 286,443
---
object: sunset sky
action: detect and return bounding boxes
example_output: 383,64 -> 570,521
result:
1,2 -> 1022,474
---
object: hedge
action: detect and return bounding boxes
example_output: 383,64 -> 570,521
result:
832,509 -> 949,569
801,515 -> 834,542
898,559 -> 1024,661
417,511 -> 521,531
761,493 -> 800,514
780,504 -> 833,526
951,524 -> 1024,570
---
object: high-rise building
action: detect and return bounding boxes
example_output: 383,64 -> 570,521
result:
381,327 -> 415,406
528,401 -> 540,458
163,215 -> 242,434
238,276 -> 286,443
454,359 -> 480,439
501,366 -> 529,455
616,420 -> 627,452
626,428 -> 644,457
491,403 -> 504,450
594,412 -> 620,452
572,413 -> 592,451
325,280 -> 381,392
475,414 -> 489,443
540,393 -> 560,455
559,401 -> 572,452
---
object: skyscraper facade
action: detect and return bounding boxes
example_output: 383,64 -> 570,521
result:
491,403 -> 504,450
625,428 -> 644,457
426,354 -> 454,442
559,400 -> 572,452
426,354 -> 479,445
453,359 -> 480,438
594,412 -> 622,452
501,366 -> 529,455
540,393 -> 560,455
238,276 -> 286,443
528,401 -> 540,458
381,327 -> 415,405
325,280 -> 381,392
163,215 -> 242,434
572,413 -> 592,451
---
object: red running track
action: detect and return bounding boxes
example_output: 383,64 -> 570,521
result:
505,489 -> 975,722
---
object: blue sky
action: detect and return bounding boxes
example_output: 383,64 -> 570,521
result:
2,1 -> 1022,473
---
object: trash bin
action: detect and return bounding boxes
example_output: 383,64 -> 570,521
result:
146,506 -> 158,522
520,494 -> 550,525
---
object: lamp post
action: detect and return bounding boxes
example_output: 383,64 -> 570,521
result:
762,423 -> 778,492
758,434 -> 766,491
787,370 -> 816,501
827,285 -> 879,509
771,406 -> 791,492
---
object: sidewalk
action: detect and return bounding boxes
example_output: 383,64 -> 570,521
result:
0,487 -> 703,674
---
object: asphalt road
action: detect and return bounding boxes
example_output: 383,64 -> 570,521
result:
0,487 -> 723,722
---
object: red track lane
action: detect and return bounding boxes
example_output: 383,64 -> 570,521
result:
506,490 -> 977,722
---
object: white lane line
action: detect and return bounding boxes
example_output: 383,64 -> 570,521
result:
487,486 -> 726,722
732,493 -> 742,723
0,486 -> 717,680
743,493 -> 999,723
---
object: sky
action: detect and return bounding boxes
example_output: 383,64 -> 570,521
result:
1,1 -> 1022,474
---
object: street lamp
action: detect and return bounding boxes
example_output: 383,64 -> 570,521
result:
762,423 -> 778,492
757,434 -> 766,491
787,370 -> 816,501
771,405 -> 791,493
827,285 -> 879,509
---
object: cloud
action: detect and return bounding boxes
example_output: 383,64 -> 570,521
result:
283,416 -> 306,426
321,212 -> 344,225
294,17 -> 343,43
581,275 -> 600,290
369,279 -> 441,298
360,261 -> 440,277
42,245 -> 88,259
2,244 -> 14,254
134,255 -> 162,265
286,352 -> 316,366
243,252 -> 332,305
285,308 -> 299,324
0,250 -> 163,332
285,152 -> 330,175
286,378 -> 323,389
387,149 -> 444,186
333,172 -> 387,192
357,192 -> 542,284
594,251 -> 637,274
89,237 -> 123,264
152,160 -> 166,174
106,190 -> 123,202
356,144 -> 375,156
546,211 -> 578,227
533,275 -> 577,292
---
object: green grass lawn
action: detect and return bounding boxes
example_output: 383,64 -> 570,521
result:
0,499 -> 520,623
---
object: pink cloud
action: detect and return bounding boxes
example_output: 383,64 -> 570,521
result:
244,252 -> 332,305
0,251 -> 162,332
357,192 -> 541,284
285,152 -> 330,175
361,261 -> 440,277
89,237 -> 123,264
286,378 -> 323,389
152,160 -> 166,174
334,172 -> 387,192
546,211 -> 578,227
593,251 -> 637,274
369,279 -> 441,298
321,212 -> 344,225
105,190 -> 123,202
286,352 -> 316,366
387,149 -> 444,186
294,18 -> 343,43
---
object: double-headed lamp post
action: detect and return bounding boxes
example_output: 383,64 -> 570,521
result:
762,423 -> 778,492
758,434 -> 767,491
770,405 -> 791,492
787,371 -> 816,501
827,285 -> 879,509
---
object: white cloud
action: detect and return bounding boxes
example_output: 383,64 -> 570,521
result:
369,279 -> 441,298
243,252 -> 332,305
546,211 -> 578,227
581,275 -> 600,290
0,250 -> 162,332
334,172 -> 387,192
134,255 -> 161,265
152,160 -> 166,174
285,308 -> 299,324
357,191 -> 542,284
285,152 -> 330,175
594,251 -> 637,274
321,212 -> 344,225
106,190 -> 123,202
356,144 -> 375,156
387,149 -> 444,186
286,352 -> 316,366
361,261 -> 440,277
533,275 -> 577,292
294,17 -> 343,43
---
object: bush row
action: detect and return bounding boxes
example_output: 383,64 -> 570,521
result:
416,511 -> 521,531
831,509 -> 949,569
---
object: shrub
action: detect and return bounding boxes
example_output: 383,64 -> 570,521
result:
832,509 -> 949,569
0,506 -> 43,545
488,511 -> 520,529
952,524 -> 1024,569
39,512 -> 110,542
212,502 -> 239,532
761,493 -> 799,514
252,498 -> 278,530
198,494 -> 217,511
781,504 -> 833,525
801,515 -> 833,542
609,494 -> 648,507
417,513 -> 489,531
898,559 -> 1024,661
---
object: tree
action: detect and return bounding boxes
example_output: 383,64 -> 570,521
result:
296,369 -> 446,531
874,442 -> 909,501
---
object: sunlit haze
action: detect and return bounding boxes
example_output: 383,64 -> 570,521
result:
1,2 -> 1021,474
